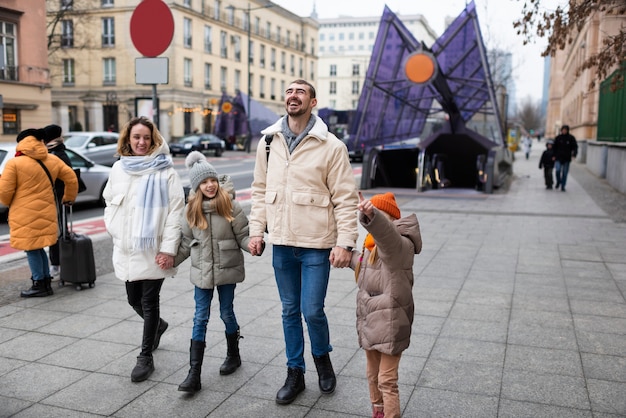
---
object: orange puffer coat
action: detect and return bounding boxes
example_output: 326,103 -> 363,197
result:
0,135 -> 78,250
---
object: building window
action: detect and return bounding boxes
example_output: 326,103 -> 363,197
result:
102,18 -> 115,47
204,25 -> 212,53
259,44 -> 265,68
184,58 -> 192,87
270,78 -> 276,100
352,64 -> 360,76
296,34 -> 300,50
101,0 -> 114,6
285,30 -> 290,47
233,35 -> 241,62
299,57 -> 303,77
266,22 -> 271,39
183,0 -> 191,7
276,26 -> 281,43
254,17 -> 260,35
220,66 -> 227,91
227,6 -> 234,25
214,0 -> 221,20
220,31 -> 227,58
204,63 -> 212,89
329,81 -> 336,95
280,80 -> 285,101
259,75 -> 265,98
249,72 -> 254,96
184,18 -> 192,48
270,48 -> 276,71
310,38 -> 315,55
63,59 -> 75,84
0,21 -> 17,81
62,20 -> 74,47
280,51 -> 286,73
234,69 -> 241,91
352,80 -> 360,94
330,64 -> 337,76
310,61 -> 315,80
329,99 -> 336,108
103,58 -> 116,84
2,108 -> 19,135
61,0 -> 73,10
290,55 -> 295,76
249,40 -> 254,65
243,12 -> 250,31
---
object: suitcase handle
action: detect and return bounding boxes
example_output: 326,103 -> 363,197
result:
61,205 -> 73,240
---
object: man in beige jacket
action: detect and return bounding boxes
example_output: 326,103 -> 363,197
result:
249,79 -> 358,405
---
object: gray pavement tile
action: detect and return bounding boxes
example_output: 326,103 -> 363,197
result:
0,304 -> 23,319
448,302 -> 510,324
501,369 -> 590,410
0,308 -> 70,331
80,299 -> 138,319
0,356 -> 26,376
38,313 -> 121,339
586,378 -> 626,416
566,284 -> 625,304
329,323 -> 359,349
504,344 -> 583,377
206,393 -> 310,418
574,314 -> 626,335
0,363 -> 88,402
236,364 -> 318,406
429,337 -> 506,364
114,381 -> 230,418
34,291 -> 108,313
607,262 -> 626,280
411,315 -> 446,335
570,299 -> 626,318
559,244 -> 604,262
439,317 -> 508,343
39,339 -> 135,371
418,358 -> 502,396
42,372 -> 156,415
0,395 -> 31,417
498,399 -> 593,418
507,321 -> 579,350
510,308 -> 574,329
405,386 -> 499,417
413,297 -> 455,317
0,327 -> 25,344
581,352 -> 626,382
455,288 -> 512,308
576,330 -> 626,356
513,293 -> 571,313
89,318 -> 145,345
460,275 -> 515,295
403,333 -> 437,358
11,404 -> 103,417
0,332 -> 77,361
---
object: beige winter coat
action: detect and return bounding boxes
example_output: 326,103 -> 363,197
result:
351,209 -> 422,355
249,115 -> 358,249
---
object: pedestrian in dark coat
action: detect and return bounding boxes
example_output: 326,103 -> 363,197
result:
539,141 -> 555,189
552,125 -> 578,191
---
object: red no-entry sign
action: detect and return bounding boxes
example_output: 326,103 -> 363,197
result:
130,0 -> 174,57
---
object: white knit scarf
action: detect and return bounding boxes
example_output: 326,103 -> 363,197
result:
120,153 -> 173,250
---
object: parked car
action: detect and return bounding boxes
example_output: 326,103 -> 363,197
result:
0,144 -> 111,215
169,133 -> 225,157
64,131 -> 120,166
341,135 -> 365,162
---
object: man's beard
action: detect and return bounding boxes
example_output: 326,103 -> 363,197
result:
286,101 -> 306,117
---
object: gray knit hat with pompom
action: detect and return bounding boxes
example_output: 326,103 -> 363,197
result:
186,151 -> 218,191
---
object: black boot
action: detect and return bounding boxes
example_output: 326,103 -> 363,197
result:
153,319 -> 168,351
313,353 -> 336,394
219,329 -> 242,375
178,339 -> 205,393
44,276 -> 54,296
131,355 -> 154,382
276,367 -> 305,405
20,278 -> 50,298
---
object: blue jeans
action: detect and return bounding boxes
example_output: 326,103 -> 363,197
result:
273,245 -> 332,371
26,249 -> 50,281
192,284 -> 238,342
555,160 -> 570,189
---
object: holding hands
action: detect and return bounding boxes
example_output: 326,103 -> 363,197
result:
248,237 -> 266,256
156,252 -> 174,270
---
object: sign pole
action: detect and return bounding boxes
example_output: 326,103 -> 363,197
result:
152,84 -> 159,129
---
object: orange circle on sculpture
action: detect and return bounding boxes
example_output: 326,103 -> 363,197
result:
405,52 -> 436,84
222,102 -> 232,113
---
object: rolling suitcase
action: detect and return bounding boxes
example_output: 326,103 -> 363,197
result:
59,205 -> 96,290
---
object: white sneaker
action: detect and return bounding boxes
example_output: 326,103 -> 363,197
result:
50,265 -> 60,277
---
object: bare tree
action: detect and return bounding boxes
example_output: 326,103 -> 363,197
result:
513,0 -> 626,91
516,96 -> 544,134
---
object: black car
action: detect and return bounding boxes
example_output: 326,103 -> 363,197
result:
170,134 -> 225,157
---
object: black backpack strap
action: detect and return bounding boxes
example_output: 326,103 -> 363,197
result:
265,134 -> 273,163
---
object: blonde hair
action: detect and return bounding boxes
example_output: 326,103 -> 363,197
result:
116,117 -> 164,157
354,244 -> 378,281
185,183 -> 234,229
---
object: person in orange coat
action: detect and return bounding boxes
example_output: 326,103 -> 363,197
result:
0,128 -> 78,297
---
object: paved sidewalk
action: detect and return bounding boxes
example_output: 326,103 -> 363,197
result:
1,141 -> 625,417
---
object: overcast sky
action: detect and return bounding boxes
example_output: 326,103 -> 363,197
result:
272,0 -> 556,107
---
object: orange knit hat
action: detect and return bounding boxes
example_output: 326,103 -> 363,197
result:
370,192 -> 400,219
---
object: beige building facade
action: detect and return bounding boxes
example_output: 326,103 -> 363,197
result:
545,10 -> 625,140
0,0 -> 52,143
46,0 -> 317,140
